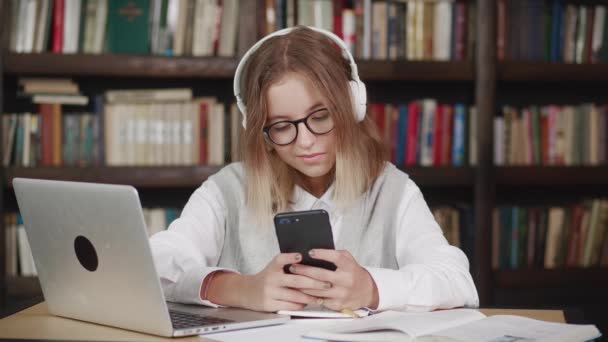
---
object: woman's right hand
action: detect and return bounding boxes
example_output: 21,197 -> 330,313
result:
207,253 -> 331,312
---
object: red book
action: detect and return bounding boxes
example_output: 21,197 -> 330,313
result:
199,102 -> 209,165
333,0 -> 344,39
390,105 -> 399,163
52,0 -> 64,53
432,104 -> 443,166
497,0 -> 506,61
441,105 -> 454,165
454,1 -> 467,61
405,102 -> 420,165
39,104 -> 54,166
566,204 -> 584,267
370,103 -> 385,138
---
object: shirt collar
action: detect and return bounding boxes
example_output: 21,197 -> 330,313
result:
290,183 -> 336,214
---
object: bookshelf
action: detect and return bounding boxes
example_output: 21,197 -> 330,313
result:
4,53 -> 240,78
1,1 -> 607,334
498,62 -> 608,81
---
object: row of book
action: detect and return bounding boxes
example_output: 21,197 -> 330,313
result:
3,208 -> 181,277
492,200 -> 608,271
497,0 -> 608,63
104,94 -> 242,166
3,205 -> 472,277
265,0 -> 476,61
431,205 -> 474,260
495,104 -> 608,166
371,101 -> 476,167
7,0 -> 240,57
2,88 -> 243,167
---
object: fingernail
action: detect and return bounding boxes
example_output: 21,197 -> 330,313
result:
308,250 -> 315,257
294,253 -> 301,261
316,298 -> 324,305
289,265 -> 296,273
324,282 -> 332,289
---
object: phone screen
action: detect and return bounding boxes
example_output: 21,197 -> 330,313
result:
274,209 -> 337,271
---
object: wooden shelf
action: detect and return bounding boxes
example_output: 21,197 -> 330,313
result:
498,62 -> 608,82
400,166 -> 474,186
494,268 -> 608,289
3,53 -> 239,78
3,53 -> 474,81
496,166 -> 608,186
357,60 -> 474,81
6,276 -> 41,297
3,165 -> 473,188
4,166 -> 223,188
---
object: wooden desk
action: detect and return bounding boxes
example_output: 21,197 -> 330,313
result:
0,302 -> 565,341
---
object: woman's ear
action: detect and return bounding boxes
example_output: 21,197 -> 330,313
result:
263,135 -> 274,151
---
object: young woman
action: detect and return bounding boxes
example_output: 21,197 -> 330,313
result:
150,26 -> 479,313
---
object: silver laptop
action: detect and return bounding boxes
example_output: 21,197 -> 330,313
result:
12,178 -> 289,337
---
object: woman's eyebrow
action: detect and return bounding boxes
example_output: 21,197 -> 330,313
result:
267,102 -> 326,123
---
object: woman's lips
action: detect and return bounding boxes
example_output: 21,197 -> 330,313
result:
298,153 -> 326,162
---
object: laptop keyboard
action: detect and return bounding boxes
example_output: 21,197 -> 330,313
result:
169,310 -> 234,330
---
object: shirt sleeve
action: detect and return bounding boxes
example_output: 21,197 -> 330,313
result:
149,179 -> 237,307
364,179 -> 479,312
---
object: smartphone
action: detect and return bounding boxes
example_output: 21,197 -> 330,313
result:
274,209 -> 337,272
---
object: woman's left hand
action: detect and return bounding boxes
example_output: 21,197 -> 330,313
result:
288,249 -> 379,311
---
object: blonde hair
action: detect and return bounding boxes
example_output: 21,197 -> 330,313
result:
239,26 -> 387,226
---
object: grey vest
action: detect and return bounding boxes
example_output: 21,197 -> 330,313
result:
212,163 -> 409,274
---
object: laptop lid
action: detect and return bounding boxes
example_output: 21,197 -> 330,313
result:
13,178 -> 290,337
13,178 -> 176,336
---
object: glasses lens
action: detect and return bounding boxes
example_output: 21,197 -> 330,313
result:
268,122 -> 297,145
307,109 -> 334,134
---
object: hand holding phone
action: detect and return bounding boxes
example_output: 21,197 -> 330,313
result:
274,210 -> 337,272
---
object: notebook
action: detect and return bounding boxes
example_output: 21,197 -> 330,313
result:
303,309 -> 601,342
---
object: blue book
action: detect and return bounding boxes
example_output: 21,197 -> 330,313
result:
550,0 -> 563,62
395,104 -> 408,166
511,207 -> 519,269
452,104 -> 466,166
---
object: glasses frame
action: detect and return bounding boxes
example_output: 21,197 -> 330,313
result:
263,108 -> 335,146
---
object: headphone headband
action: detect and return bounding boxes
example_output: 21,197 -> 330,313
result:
233,26 -> 365,128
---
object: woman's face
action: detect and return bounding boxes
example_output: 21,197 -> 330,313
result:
265,72 -> 337,186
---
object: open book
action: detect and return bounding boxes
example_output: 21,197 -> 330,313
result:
303,309 -> 601,342
278,304 -> 370,318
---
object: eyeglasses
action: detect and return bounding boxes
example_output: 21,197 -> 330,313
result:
263,108 -> 335,146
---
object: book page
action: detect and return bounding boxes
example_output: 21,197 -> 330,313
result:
278,304 -> 370,318
304,309 -> 485,339
426,315 -> 601,342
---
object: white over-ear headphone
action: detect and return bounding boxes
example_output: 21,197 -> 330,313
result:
233,26 -> 367,128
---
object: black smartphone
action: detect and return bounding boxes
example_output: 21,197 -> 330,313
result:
274,209 -> 337,272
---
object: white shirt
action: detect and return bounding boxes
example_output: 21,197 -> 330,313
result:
149,172 -> 479,312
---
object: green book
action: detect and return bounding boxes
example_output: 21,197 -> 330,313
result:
601,11 -> 608,62
518,208 -> 528,268
106,0 -> 150,54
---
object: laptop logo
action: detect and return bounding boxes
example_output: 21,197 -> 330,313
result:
74,235 -> 98,271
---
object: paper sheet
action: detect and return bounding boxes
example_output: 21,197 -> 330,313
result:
278,304 -> 370,318
426,315 -> 601,342
206,318 -> 344,342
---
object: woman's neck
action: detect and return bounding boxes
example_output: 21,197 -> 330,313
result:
299,174 -> 332,198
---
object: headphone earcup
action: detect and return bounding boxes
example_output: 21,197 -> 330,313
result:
349,80 -> 367,122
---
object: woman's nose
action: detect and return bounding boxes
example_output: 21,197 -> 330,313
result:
295,122 -> 315,148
